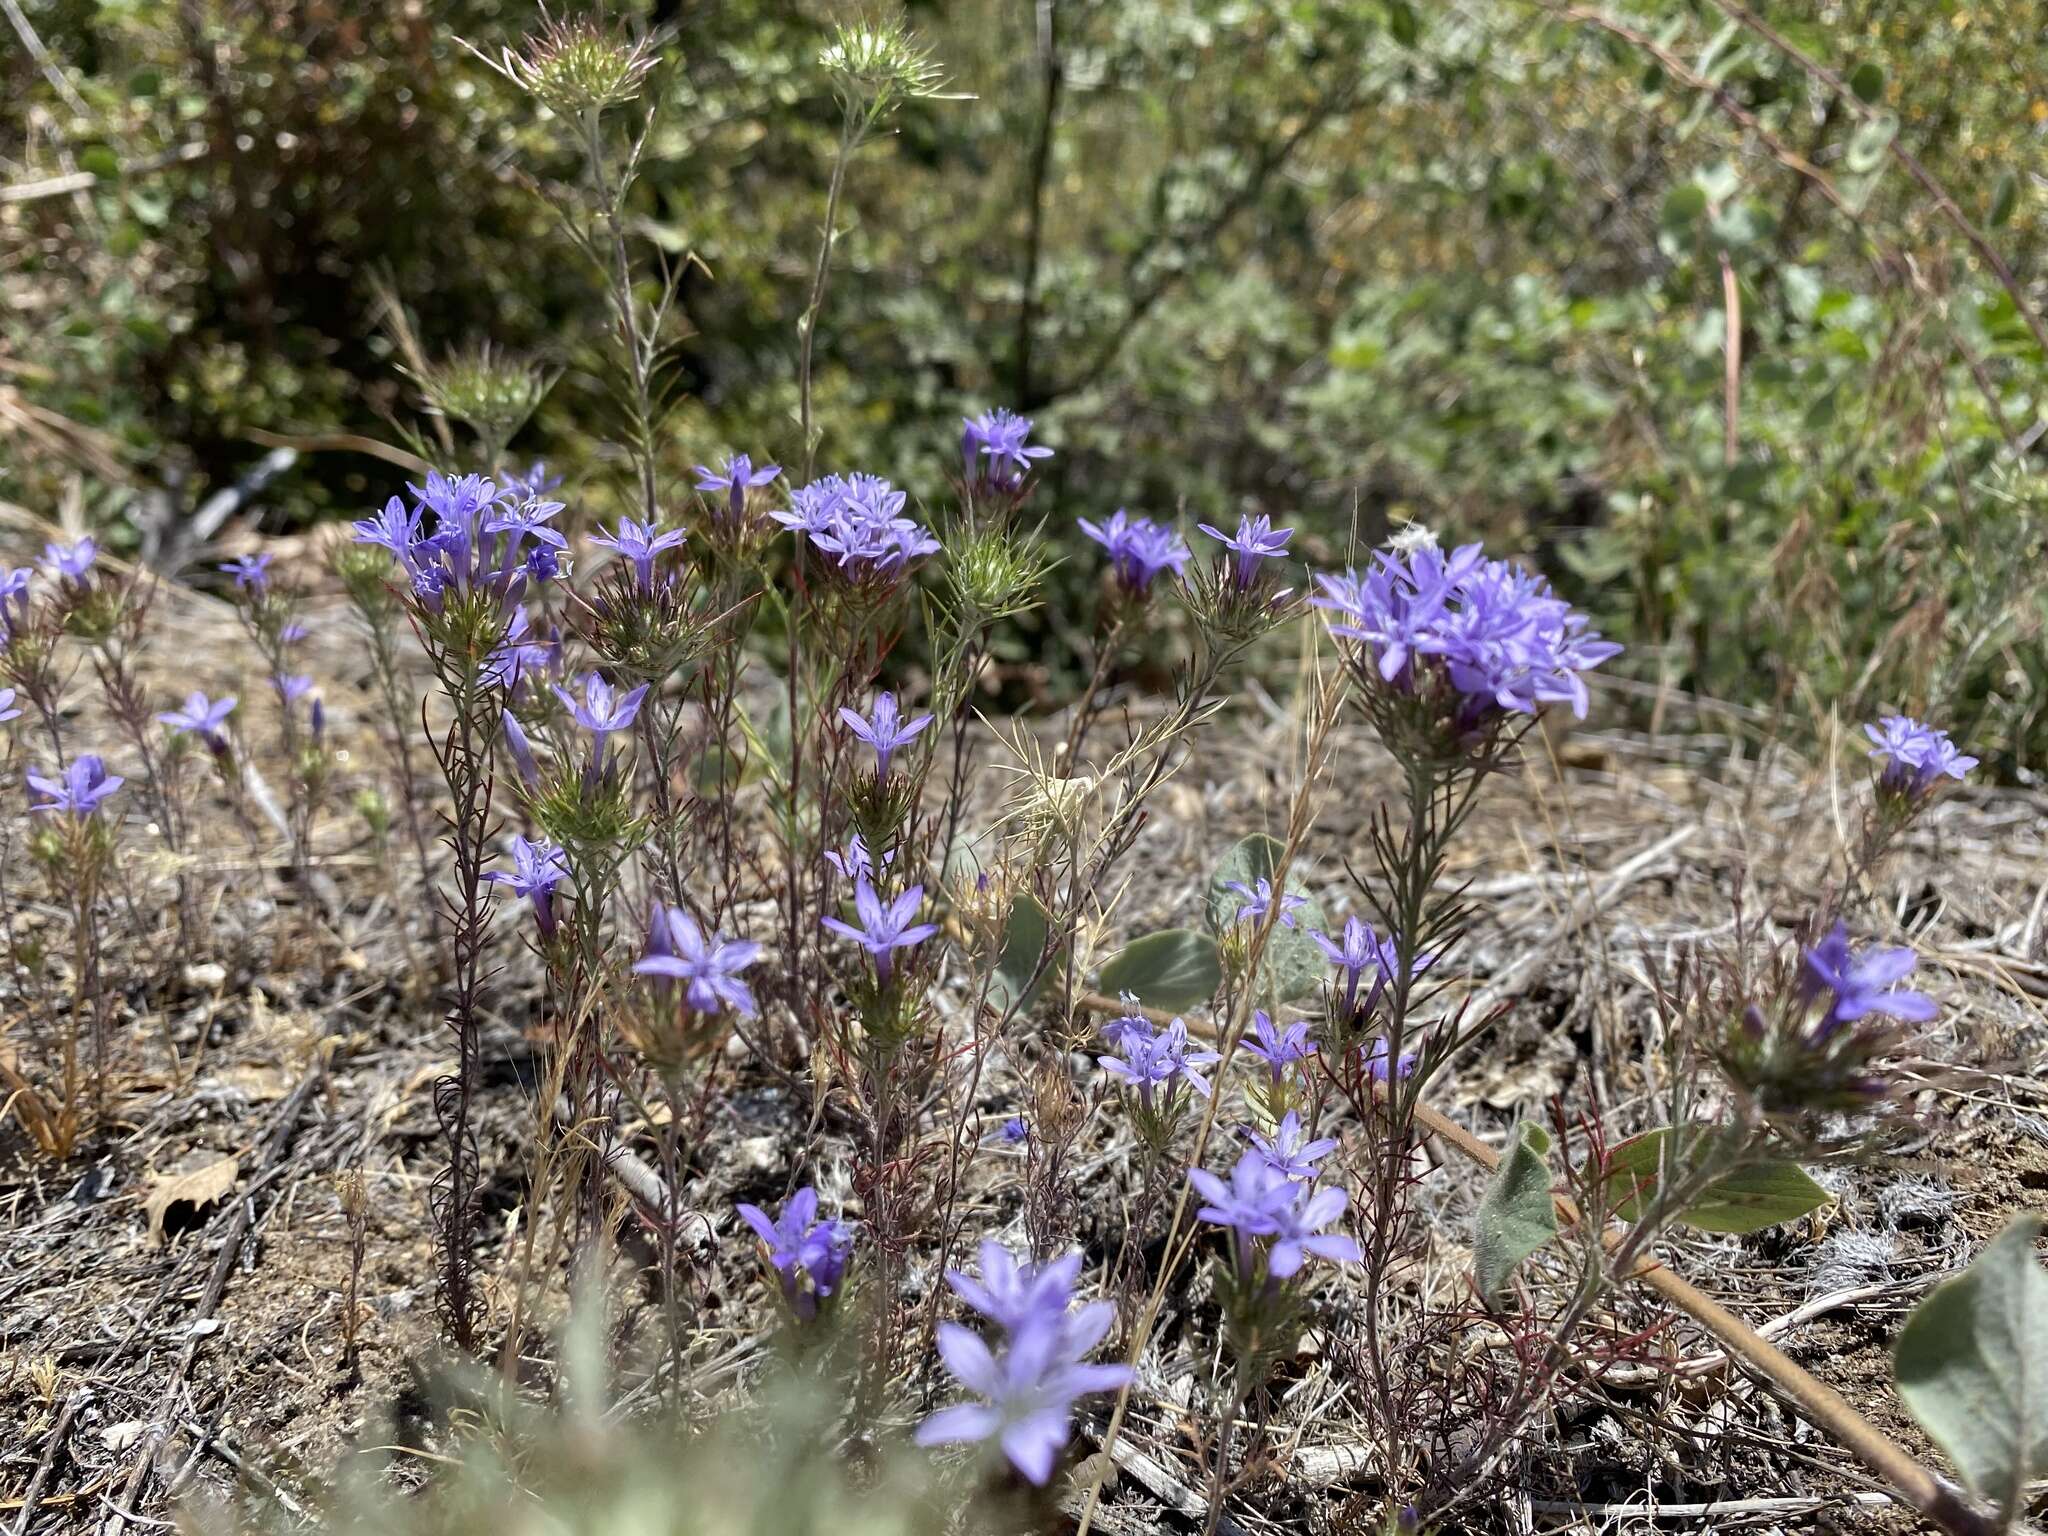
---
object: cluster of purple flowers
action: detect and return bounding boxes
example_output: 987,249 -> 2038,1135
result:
1076,509 -> 1191,599
1864,716 -> 1977,803
735,1186 -> 854,1322
774,473 -> 939,580
1096,1014 -> 1220,1110
634,903 -> 764,1017
350,470 -> 566,629
1312,540 -> 1620,723
960,408 -> 1052,492
1190,1147 -> 1360,1281
1726,920 -> 1941,1111
916,1241 -> 1132,1485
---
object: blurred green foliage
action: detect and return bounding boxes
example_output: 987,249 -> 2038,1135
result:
3,0 -> 2044,769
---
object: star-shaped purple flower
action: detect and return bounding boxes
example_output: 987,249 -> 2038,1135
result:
157,690 -> 237,748
735,1186 -> 855,1319
1246,1111 -> 1339,1182
29,754 -> 124,816
1242,1010 -> 1313,1081
1076,509 -> 1191,599
633,902 -> 764,1017
1197,514 -> 1292,592
694,452 -> 782,526
1225,876 -> 1306,930
838,691 -> 934,778
1799,922 -> 1937,1037
589,516 -> 688,591
483,834 -> 570,937
961,408 -> 1053,488
42,538 -> 97,584
220,552 -> 272,592
821,877 -> 939,983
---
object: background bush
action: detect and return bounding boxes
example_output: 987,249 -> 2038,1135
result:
3,0 -> 2044,765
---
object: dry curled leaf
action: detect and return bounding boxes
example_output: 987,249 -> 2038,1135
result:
142,1156 -> 239,1246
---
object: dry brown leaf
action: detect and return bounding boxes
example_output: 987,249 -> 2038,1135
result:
142,1156 -> 239,1246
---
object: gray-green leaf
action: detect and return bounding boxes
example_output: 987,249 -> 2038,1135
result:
1606,1128 -> 1831,1235
987,894 -> 1053,1015
1894,1214 -> 2048,1521
1096,929 -> 1220,1012
1474,1121 -> 1557,1304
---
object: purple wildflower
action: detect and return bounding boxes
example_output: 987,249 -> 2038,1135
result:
736,1186 -> 855,1319
1097,1017 -> 1221,1109
273,674 -> 315,708
1312,541 -> 1620,722
42,538 -> 97,584
1799,923 -> 1937,1037
1864,716 -> 1977,801
694,452 -> 782,527
28,754 -> 124,816
917,1241 -> 1130,1486
502,712 -> 541,792
838,691 -> 933,777
502,461 -> 563,499
1242,1010 -> 1313,1082
1076,509 -> 1191,598
961,408 -> 1053,489
220,552 -> 272,592
823,832 -> 893,882
1313,915 -> 1434,1017
633,903 -> 764,1017
350,496 -> 419,558
554,673 -> 649,741
0,688 -> 21,725
999,1116 -> 1028,1145
1196,514 -> 1292,592
774,473 -> 939,580
1225,876 -> 1306,930
1246,1111 -> 1339,1182
821,878 -> 939,983
157,690 -> 236,748
1362,1035 -> 1420,1083
946,1241 -> 1087,1339
482,834 -> 570,939
590,515 -> 688,592
1190,1149 -> 1360,1279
